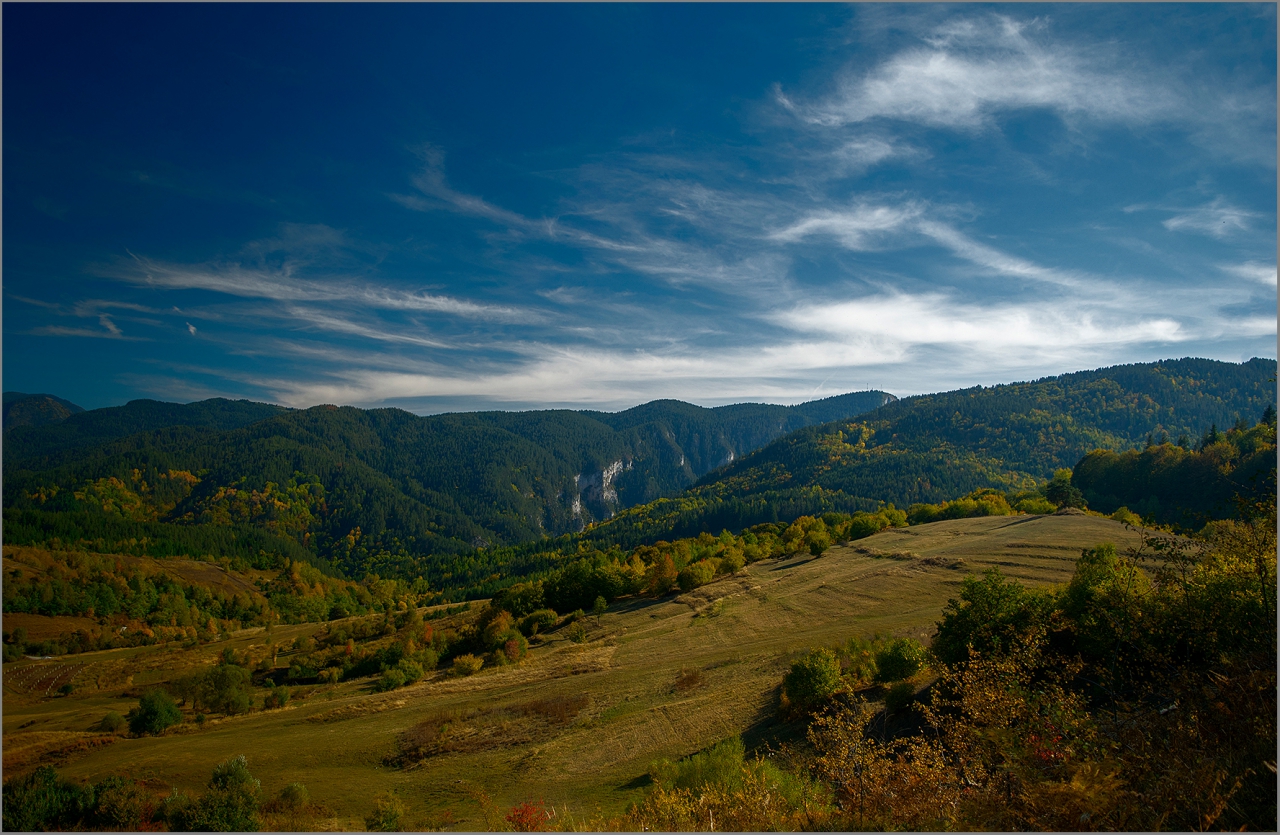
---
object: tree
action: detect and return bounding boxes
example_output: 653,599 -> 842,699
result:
873,638 -> 926,683
592,595 -> 607,626
782,648 -> 843,715
1044,469 -> 1086,510
128,689 -> 181,736
164,755 -> 261,832
931,568 -> 1054,666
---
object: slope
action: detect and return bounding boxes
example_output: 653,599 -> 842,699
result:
16,513 -> 1144,828
3,392 -> 894,577
3,393 -> 86,431
585,357 -> 1277,545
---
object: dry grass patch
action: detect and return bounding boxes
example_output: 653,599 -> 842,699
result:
307,696 -> 408,724
673,669 -> 706,693
394,694 -> 590,765
3,731 -> 118,773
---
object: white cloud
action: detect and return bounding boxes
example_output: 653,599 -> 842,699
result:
916,221 -> 1084,289
772,292 -> 1185,349
1219,261 -> 1278,287
771,202 -> 923,250
282,306 -> 453,349
106,253 -> 533,323
792,15 -> 1173,130
1163,198 -> 1258,239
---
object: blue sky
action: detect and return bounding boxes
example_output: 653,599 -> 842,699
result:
4,4 -> 1276,413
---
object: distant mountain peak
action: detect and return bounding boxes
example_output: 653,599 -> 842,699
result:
3,392 -> 85,431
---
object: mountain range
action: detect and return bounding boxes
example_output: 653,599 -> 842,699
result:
3,357 -> 1274,589
3,389 -> 894,572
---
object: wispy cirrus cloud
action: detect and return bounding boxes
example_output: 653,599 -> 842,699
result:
1219,261 -> 1278,287
770,202 -> 924,251
772,292 -> 1184,349
781,15 -> 1175,131
104,251 -> 534,322
1161,198 -> 1258,239
30,317 -> 147,341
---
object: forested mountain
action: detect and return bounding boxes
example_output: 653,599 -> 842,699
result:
2,390 -> 893,576
2,392 -> 85,431
5,359 -> 1273,592
579,357 -> 1278,545
4,397 -> 289,463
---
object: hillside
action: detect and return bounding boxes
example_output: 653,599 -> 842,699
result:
2,513 -> 1147,829
583,357 -> 1277,546
3,392 -> 86,431
3,391 -> 894,578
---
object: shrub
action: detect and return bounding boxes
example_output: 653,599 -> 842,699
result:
782,648 -> 843,714
482,610 -> 516,650
718,546 -> 746,573
519,609 -> 558,636
1110,506 -> 1142,525
502,633 -> 528,663
1,765 -> 90,831
97,711 -> 127,733
400,658 -> 426,683
175,662 -> 253,715
843,512 -> 890,541
883,681 -> 916,714
506,800 -> 552,832
166,755 -> 261,832
128,689 -> 182,736
365,792 -> 405,832
491,581 -> 545,619
377,668 -> 407,692
1015,496 -> 1056,514
277,782 -> 309,812
651,736 -> 746,791
931,568 -> 1055,666
677,559 -> 716,592
450,654 -> 484,677
263,685 -> 291,709
90,776 -> 156,830
566,621 -> 588,644
841,636 -> 880,684
873,638 -> 927,683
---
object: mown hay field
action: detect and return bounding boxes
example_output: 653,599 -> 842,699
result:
3,514 -> 1143,829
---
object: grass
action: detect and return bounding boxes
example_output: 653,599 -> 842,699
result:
2,514 -> 1143,829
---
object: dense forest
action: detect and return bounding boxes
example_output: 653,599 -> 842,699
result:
1072,408 -> 1277,527
580,357 -> 1276,547
3,358 -> 1273,598
3,391 -> 891,577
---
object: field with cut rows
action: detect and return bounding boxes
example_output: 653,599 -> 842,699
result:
1,513 -> 1143,829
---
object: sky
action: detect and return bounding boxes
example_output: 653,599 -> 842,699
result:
3,3 -> 1276,413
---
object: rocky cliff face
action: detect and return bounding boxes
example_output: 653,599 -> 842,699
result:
570,459 -> 632,525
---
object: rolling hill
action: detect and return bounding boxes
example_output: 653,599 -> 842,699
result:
3,391 -> 894,576
583,357 -> 1277,546
2,513 -> 1148,829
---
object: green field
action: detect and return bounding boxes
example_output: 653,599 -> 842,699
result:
3,514 -> 1144,830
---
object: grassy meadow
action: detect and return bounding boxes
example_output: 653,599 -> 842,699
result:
2,514 -> 1144,830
